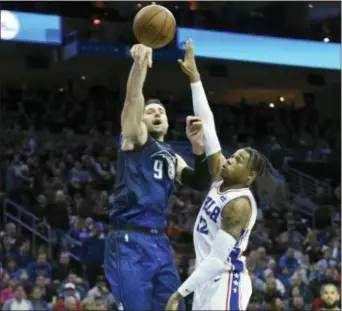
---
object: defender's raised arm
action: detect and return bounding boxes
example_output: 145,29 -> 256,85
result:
178,40 -> 225,180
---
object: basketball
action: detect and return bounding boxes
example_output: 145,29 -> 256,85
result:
133,4 -> 176,49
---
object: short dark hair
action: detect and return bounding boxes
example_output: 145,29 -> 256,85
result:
145,98 -> 165,108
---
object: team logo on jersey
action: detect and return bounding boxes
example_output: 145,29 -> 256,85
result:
151,150 -> 177,180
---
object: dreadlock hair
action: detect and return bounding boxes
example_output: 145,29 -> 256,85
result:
245,147 -> 273,177
244,147 -> 278,203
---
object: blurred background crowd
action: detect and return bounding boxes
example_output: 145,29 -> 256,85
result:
0,1 -> 341,311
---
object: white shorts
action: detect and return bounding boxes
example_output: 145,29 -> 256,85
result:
192,271 -> 252,311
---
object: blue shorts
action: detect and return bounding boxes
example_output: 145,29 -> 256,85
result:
104,230 -> 185,311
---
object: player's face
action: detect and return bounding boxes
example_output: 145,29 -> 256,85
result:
220,148 -> 257,186
321,285 -> 340,306
143,103 -> 169,138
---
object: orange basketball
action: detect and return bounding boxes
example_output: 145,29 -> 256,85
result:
133,4 -> 176,49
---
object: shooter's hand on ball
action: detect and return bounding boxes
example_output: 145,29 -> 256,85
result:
130,44 -> 153,68
178,39 -> 200,83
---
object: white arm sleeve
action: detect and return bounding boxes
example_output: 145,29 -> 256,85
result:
191,81 -> 221,156
178,230 -> 236,297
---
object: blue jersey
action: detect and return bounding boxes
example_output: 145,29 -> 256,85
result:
110,135 -> 178,229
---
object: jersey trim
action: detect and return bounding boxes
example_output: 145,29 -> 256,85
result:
216,182 -> 249,195
119,133 -> 154,153
225,269 -> 233,310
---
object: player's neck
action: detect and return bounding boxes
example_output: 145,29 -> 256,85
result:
220,180 -> 248,191
150,132 -> 165,142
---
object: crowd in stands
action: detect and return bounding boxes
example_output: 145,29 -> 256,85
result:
0,84 -> 340,310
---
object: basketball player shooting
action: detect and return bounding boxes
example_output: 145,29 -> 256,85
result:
166,40 -> 274,311
104,43 -> 213,311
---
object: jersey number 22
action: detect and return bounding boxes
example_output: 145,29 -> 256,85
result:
196,216 -> 209,235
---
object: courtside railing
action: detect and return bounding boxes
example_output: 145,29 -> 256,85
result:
282,165 -> 332,199
3,198 -> 82,261
3,198 -> 52,258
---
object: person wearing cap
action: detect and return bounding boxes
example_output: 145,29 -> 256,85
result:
53,283 -> 81,311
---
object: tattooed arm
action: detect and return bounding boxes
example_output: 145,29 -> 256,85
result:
165,197 -> 252,309
221,197 -> 252,239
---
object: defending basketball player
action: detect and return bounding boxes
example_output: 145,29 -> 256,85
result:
104,43 -> 212,311
166,40 -> 274,311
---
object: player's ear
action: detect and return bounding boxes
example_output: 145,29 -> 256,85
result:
248,170 -> 257,183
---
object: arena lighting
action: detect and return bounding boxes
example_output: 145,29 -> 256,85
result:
93,18 -> 101,25
279,96 -> 285,102
177,27 -> 340,70
269,103 -> 275,108
323,37 -> 330,43
81,76 -> 86,80
0,10 -> 61,45
308,4 -> 314,8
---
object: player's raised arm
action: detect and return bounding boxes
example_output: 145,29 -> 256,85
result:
178,40 -> 225,180
165,197 -> 252,310
174,116 -> 211,191
121,44 -> 152,148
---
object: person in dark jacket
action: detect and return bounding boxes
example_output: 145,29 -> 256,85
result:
30,287 -> 50,310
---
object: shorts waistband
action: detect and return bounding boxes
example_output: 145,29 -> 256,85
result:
111,224 -> 165,236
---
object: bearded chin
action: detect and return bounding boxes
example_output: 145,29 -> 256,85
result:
322,301 -> 339,310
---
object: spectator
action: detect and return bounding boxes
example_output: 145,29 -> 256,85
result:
30,287 -> 50,310
290,296 -> 305,311
53,283 -> 81,311
277,221 -> 304,249
27,252 -> 52,284
278,248 -> 299,276
272,297 -> 286,311
52,252 -> 79,282
41,190 -> 70,246
317,248 -> 337,271
59,272 -> 88,300
87,275 -> 115,308
288,273 -> 314,306
1,278 -> 20,304
313,283 -> 341,310
9,239 -> 35,269
263,277 -> 282,304
34,275 -> 55,303
3,285 -> 33,311
3,223 -> 18,245
4,256 -> 22,280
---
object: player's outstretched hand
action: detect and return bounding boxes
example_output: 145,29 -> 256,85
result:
165,291 -> 182,311
177,39 -> 200,82
130,44 -> 153,68
185,116 -> 204,155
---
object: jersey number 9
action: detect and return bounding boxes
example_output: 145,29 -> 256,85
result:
153,160 -> 163,180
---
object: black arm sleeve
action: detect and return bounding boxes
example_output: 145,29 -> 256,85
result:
180,153 -> 212,191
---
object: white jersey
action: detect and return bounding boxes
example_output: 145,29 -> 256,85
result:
193,180 -> 257,273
